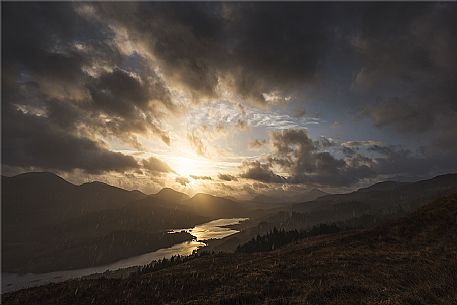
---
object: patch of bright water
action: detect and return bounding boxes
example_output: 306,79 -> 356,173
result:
2,218 -> 248,293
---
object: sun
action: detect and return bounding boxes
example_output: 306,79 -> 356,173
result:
176,157 -> 199,176
168,156 -> 213,177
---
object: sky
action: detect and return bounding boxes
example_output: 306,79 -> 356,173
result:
2,2 -> 457,198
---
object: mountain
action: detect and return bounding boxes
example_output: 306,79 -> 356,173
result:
153,188 -> 190,202
183,193 -> 251,218
4,172 -> 456,274
251,194 -> 277,204
2,172 -> 145,228
202,173 -> 457,253
287,188 -> 328,202
5,194 -> 456,304
1,173 -> 207,273
252,188 -> 328,204
358,180 -> 409,192
291,173 -> 457,217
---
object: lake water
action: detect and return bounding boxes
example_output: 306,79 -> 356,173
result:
1,217 -> 248,293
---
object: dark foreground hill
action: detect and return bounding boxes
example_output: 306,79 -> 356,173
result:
4,194 -> 457,305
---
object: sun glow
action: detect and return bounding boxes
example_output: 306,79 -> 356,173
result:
168,156 -> 214,177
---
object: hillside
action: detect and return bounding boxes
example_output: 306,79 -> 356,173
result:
183,193 -> 252,218
251,188 -> 327,205
2,172 -> 145,228
152,187 -> 190,202
4,194 -> 457,304
200,173 -> 457,253
1,173 -> 208,273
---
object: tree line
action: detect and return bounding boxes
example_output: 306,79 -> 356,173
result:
236,223 -> 341,253
137,250 -> 213,275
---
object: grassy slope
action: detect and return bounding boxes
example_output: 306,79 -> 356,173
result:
4,194 -> 457,305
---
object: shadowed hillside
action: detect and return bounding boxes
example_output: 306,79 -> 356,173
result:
183,193 -> 252,218
200,173 -> 457,253
4,194 -> 457,304
1,173 -> 209,273
152,187 -> 190,203
2,172 -> 145,227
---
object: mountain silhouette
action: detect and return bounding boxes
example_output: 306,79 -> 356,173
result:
1,173 -> 207,273
153,187 -> 190,202
184,193 -> 250,218
3,172 -> 457,275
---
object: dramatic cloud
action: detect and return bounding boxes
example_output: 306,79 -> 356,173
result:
95,2 -> 335,105
175,177 -> 190,187
1,2 -> 177,176
190,175 -> 213,180
240,161 -> 285,184
2,2 -> 457,194
2,104 -> 138,174
187,132 -> 206,157
217,174 -> 239,182
249,139 -> 266,150
352,3 -> 457,148
142,157 -> 174,174
241,129 -> 376,187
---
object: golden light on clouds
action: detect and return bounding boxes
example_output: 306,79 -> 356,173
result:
4,2 -> 457,199
168,156 -> 214,177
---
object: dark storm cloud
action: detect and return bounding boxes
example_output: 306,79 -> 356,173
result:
98,2 -> 457,139
268,129 -> 372,186
241,129 -> 376,187
352,3 -> 457,142
97,2 -> 334,104
88,68 -> 164,118
2,2 -> 457,180
240,128 -> 455,188
2,3 -> 91,83
2,2 -> 173,173
240,161 -> 286,184
87,67 -> 172,146
2,104 -> 138,174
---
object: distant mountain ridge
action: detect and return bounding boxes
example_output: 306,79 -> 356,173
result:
184,193 -> 251,218
3,171 -> 457,273
204,173 -> 457,253
252,188 -> 328,204
153,187 -> 190,202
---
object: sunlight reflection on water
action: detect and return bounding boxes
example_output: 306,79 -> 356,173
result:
2,217 -> 248,293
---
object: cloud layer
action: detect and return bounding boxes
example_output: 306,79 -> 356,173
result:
2,3 -> 457,195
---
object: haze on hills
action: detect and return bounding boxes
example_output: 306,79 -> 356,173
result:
2,172 -> 457,275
